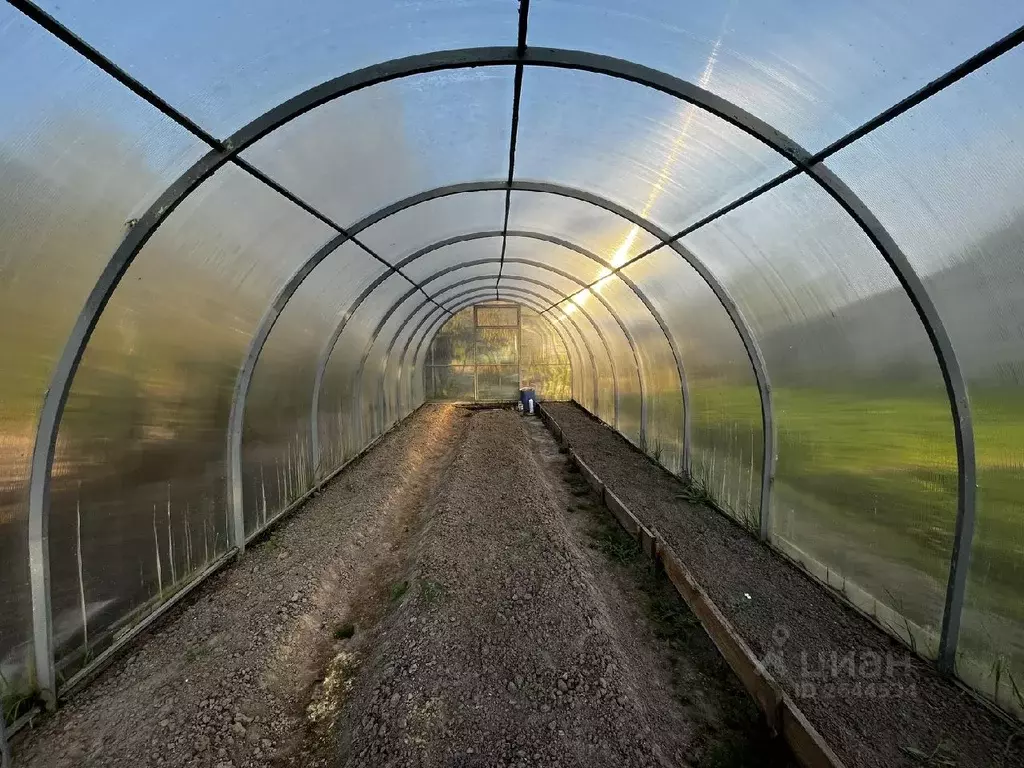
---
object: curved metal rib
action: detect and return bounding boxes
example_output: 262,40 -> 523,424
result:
382,290 -> 579,419
434,278 -> 621,426
395,289 -> 595,417
294,177 -> 713,477
434,271 -> 640,434
410,286 -> 602,413
24,44 -> 975,701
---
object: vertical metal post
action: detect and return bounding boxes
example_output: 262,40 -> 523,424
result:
473,305 -> 480,402
517,304 -> 523,396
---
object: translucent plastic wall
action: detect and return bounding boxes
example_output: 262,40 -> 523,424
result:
2,0 -> 1023,728
425,303 -> 571,402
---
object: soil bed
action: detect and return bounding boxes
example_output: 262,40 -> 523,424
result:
332,407 -> 790,767
543,402 -> 1024,768
13,405 -> 468,768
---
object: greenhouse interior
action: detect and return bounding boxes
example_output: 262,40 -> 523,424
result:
1,1 -> 1023,766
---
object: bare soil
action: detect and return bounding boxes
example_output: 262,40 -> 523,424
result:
13,404 -> 468,768
543,402 -> 1024,768
10,403 -> 793,768
327,407 -> 790,767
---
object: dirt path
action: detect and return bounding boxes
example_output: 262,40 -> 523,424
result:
328,407 -> 789,767
13,404 -> 468,768
13,404 -> 794,768
542,402 -> 1024,768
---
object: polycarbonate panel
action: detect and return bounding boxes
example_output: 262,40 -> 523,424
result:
243,69 -> 513,226
830,45 -> 1024,712
499,262 -> 581,298
425,305 -> 477,401
360,288 -> 423,430
390,299 -> 439,411
476,306 -> 519,327
37,0 -> 518,136
567,293 -> 641,438
427,266 -> 501,299
319,273 -> 414,468
508,191 -> 660,268
682,174 -> 956,645
554,303 -> 610,421
476,327 -> 518,366
477,365 -> 520,401
402,239 -> 503,283
516,67 -> 788,233
426,301 -> 572,404
548,307 -> 591,408
488,277 -> 565,309
429,365 -> 476,401
623,250 -> 763,525
50,163 -> 333,674
0,7 -> 206,700
530,0 -> 1023,151
357,191 -> 506,261
414,305 -> 465,372
520,307 -> 572,401
595,277 -> 684,473
243,245 -> 387,531
503,236 -> 609,284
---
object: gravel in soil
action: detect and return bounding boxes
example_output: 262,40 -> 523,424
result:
12,404 -> 468,768
543,402 -> 1024,768
332,407 -> 791,767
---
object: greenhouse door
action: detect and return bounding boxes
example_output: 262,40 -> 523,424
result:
473,303 -> 521,401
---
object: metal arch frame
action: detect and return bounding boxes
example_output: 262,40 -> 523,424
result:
432,270 -> 637,433
384,291 -> 578,419
346,257 -> 633,445
434,277 -> 621,424
396,287 -> 596,415
334,181 -> 772,532
15,25 -> 987,697
432,268 -> 638,428
385,227 -> 686,439
411,286 -> 601,411
294,172 -> 721,481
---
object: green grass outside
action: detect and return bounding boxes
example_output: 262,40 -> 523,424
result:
612,383 -> 1024,632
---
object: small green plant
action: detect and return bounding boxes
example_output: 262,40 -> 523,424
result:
591,525 -> 641,565
990,654 -> 1024,713
736,502 -> 759,535
651,440 -> 664,464
420,579 -> 446,605
333,622 -> 356,640
184,644 -> 211,664
676,473 -> 716,507
389,580 -> 409,603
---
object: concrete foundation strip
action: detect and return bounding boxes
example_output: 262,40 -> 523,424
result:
536,403 -> 846,768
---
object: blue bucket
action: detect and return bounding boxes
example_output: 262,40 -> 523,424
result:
519,387 -> 536,414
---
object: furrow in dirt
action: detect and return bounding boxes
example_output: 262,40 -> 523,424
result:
13,404 -> 467,768
542,402 -> 1023,768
